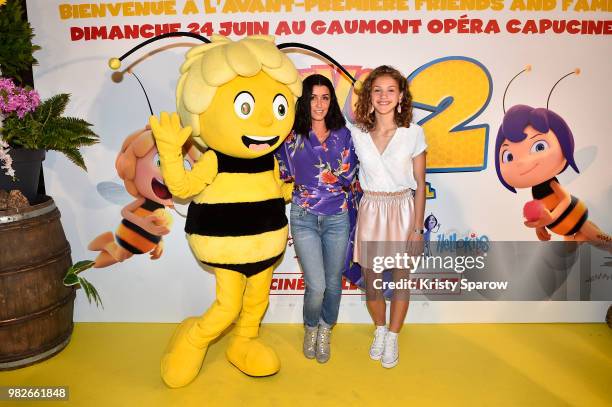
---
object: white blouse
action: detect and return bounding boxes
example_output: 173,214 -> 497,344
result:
349,123 -> 427,192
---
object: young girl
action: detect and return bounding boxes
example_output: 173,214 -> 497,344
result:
350,65 -> 427,368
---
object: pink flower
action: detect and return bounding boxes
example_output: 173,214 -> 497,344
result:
0,77 -> 40,118
0,78 -> 41,179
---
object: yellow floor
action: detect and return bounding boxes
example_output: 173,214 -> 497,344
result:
2,323 -> 611,406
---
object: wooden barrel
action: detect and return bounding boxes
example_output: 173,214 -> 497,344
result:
0,197 -> 75,370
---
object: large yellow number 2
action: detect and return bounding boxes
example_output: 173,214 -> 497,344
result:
409,57 -> 492,172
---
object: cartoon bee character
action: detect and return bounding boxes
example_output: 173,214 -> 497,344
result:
88,127 -> 197,267
110,34 -> 300,387
148,35 -> 301,386
495,68 -> 611,249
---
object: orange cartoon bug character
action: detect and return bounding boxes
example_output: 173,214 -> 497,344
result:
88,127 -> 198,267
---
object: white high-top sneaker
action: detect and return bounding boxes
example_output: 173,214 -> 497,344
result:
369,325 -> 388,360
381,331 -> 399,368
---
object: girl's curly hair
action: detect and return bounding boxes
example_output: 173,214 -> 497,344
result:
354,65 -> 413,131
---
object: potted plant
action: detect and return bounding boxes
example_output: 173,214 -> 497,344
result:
0,0 -> 98,204
0,0 -> 99,370
0,83 -> 99,202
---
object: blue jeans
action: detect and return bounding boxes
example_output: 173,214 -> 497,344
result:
290,205 -> 350,328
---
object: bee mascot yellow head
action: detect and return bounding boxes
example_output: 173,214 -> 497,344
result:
177,34 -> 301,157
149,35 -> 301,388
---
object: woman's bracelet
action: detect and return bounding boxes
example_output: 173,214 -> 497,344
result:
413,228 -> 424,235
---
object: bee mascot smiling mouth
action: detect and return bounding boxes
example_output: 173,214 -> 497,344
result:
149,35 -> 300,387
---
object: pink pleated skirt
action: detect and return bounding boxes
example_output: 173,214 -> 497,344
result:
353,189 -> 416,268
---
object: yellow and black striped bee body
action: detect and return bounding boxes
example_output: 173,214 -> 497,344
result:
185,150 -> 288,276
532,177 -> 588,236
116,199 -> 165,254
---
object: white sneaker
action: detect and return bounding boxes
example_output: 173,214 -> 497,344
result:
381,331 -> 399,368
369,326 -> 387,360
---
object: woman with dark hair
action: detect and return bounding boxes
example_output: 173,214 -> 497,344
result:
276,74 -> 357,363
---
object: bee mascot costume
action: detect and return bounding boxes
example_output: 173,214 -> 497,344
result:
148,35 -> 300,387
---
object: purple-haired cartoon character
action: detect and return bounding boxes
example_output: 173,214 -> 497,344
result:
423,213 -> 440,256
495,104 -> 610,245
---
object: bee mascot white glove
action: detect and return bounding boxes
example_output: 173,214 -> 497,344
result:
150,35 -> 300,388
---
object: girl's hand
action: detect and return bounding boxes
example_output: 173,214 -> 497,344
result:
407,232 -> 424,256
524,208 -> 554,228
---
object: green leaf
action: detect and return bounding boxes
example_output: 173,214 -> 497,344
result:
63,273 -> 79,287
88,283 -> 104,308
48,94 -> 70,118
79,278 -> 93,303
69,260 -> 95,275
60,147 -> 87,171
79,277 -> 104,308
80,278 -> 96,304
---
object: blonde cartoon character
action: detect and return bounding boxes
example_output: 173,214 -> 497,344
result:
88,127 -> 197,267
63,127 -> 196,306
149,35 -> 300,387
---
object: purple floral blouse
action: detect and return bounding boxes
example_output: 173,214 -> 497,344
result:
275,126 -> 358,216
